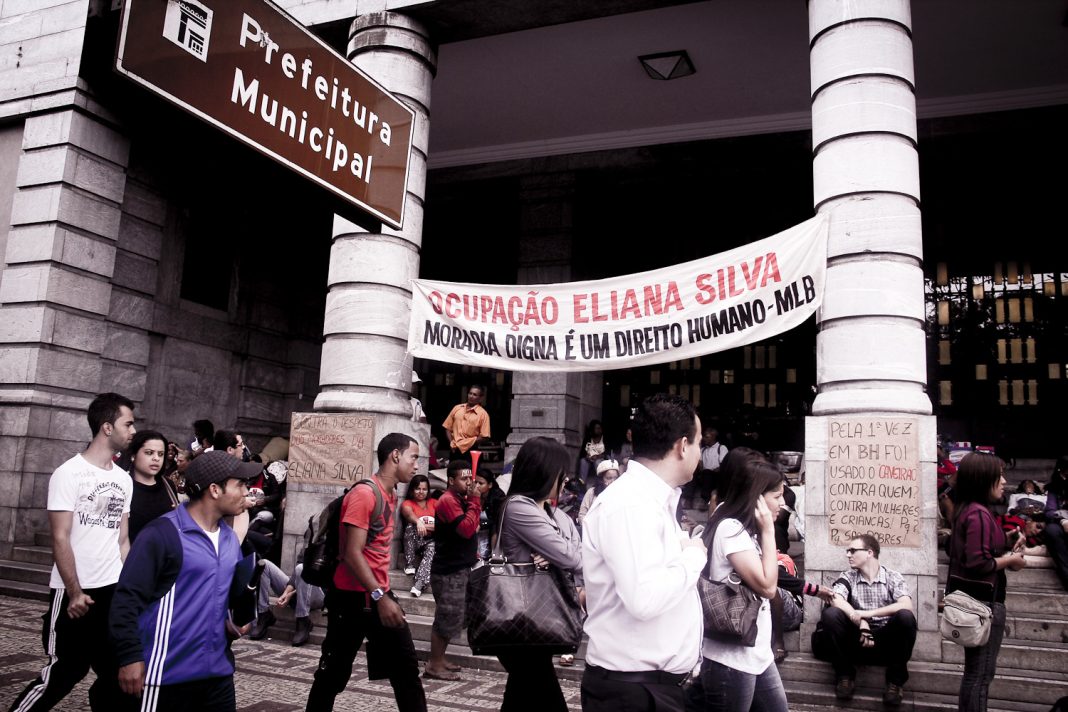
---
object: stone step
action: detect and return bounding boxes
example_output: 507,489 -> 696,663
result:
0,577 -> 51,601
35,532 -> 52,548
0,559 -> 52,586
783,678 -> 1050,712
941,637 -> 1068,671
1006,614 -> 1068,644
777,652 -> 1068,707
12,545 -> 54,567
1004,589 -> 1068,616
937,562 -> 1062,589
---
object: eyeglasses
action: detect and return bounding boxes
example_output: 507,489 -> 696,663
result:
845,548 -> 871,555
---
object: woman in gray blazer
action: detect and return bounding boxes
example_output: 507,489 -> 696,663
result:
496,437 -> 583,712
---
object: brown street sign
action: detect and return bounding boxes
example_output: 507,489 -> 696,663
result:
116,0 -> 415,228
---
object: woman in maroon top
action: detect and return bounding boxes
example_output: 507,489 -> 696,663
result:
948,452 -> 1026,712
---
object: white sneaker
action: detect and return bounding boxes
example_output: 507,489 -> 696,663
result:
410,587 -> 422,597
404,567 -> 416,575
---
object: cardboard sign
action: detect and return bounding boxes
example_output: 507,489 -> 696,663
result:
288,412 -> 375,486
116,0 -> 415,228
826,417 -> 921,548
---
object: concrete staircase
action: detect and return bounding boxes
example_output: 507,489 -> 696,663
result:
777,550 -> 1068,711
0,532 -> 53,601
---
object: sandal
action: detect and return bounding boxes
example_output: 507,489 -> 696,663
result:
559,654 -> 575,667
423,668 -> 461,681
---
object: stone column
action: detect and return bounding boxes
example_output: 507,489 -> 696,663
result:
282,12 -> 436,570
506,173 -> 603,463
0,107 -> 130,556
802,1 -> 941,662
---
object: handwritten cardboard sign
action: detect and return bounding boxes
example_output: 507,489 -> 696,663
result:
288,412 -> 375,486
826,417 -> 921,548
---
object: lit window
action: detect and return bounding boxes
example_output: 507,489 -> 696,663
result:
743,347 -> 752,369
1012,379 -> 1024,405
1010,339 -> 1023,364
939,381 -> 952,405
939,340 -> 951,365
1007,261 -> 1019,284
937,262 -> 948,286
976,364 -> 987,380
710,370 -> 721,384
1044,282 -> 1056,297
1024,298 -> 1034,322
1050,364 -> 1062,380
972,283 -> 985,300
680,384 -> 690,400
1023,263 -> 1032,284
755,346 -> 765,369
998,379 -> 1008,406
1025,338 -> 1036,364
724,370 -> 735,385
768,345 -> 777,368
742,384 -> 751,404
755,384 -> 766,408
668,384 -> 677,395
1027,379 -> 1038,406
997,340 -> 1007,365
1008,298 -> 1021,323
669,361 -> 678,371
768,384 -> 777,408
692,385 -> 701,406
786,368 -> 797,384
994,263 -> 1003,284
496,372 -> 505,387
938,301 -> 950,325
693,357 -> 701,369
995,299 -> 1005,323
620,385 -> 630,406
650,370 -> 661,385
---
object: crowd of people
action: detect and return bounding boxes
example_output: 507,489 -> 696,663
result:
11,389 -> 1067,712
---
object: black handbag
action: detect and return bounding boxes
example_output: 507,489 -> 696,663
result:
465,499 -> 584,656
697,518 -> 763,647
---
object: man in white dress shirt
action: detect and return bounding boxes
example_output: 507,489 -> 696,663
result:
580,393 -> 708,712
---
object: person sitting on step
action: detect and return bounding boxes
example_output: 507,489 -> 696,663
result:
248,560 -> 325,647
400,474 -> 437,597
812,534 -> 917,708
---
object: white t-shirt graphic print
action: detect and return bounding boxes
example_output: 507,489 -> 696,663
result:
47,454 -> 133,589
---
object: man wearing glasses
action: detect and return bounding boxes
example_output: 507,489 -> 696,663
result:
812,534 -> 917,707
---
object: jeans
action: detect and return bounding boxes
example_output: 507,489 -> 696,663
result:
958,602 -> 1006,712
258,561 -> 325,619
581,666 -> 686,712
152,676 -> 235,712
684,658 -> 788,712
813,607 -> 917,686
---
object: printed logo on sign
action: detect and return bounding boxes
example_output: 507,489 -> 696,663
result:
162,0 -> 213,61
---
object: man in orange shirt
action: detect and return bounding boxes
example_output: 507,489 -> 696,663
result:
442,385 -> 491,460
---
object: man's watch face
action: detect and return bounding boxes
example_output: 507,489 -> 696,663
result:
371,588 -> 384,601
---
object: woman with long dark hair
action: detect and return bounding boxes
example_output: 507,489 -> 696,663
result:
401,474 -> 436,597
496,436 -> 582,711
120,430 -> 179,543
1043,456 -> 1068,592
949,452 -> 1027,711
687,449 -> 788,712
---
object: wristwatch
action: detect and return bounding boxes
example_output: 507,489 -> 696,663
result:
370,587 -> 385,602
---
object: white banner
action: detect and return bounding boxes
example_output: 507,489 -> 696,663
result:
408,215 -> 829,372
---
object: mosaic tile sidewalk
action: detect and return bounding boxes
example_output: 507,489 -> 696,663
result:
0,594 -> 581,711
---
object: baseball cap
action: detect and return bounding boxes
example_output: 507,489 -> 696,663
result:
184,451 -> 262,494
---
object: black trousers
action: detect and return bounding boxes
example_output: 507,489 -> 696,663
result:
497,650 -> 567,712
305,589 -> 426,712
147,676 -> 235,712
8,585 -> 137,712
813,607 -> 917,686
580,665 -> 687,712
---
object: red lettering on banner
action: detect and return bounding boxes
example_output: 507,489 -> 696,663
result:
761,253 -> 781,286
573,294 -> 589,323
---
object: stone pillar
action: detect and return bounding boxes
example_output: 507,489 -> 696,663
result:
282,12 -> 436,570
506,173 -> 603,463
802,1 -> 941,662
0,107 -> 130,556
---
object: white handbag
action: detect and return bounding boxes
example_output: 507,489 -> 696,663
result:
940,589 -> 993,647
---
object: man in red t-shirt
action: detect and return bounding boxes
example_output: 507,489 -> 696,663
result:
306,433 -> 427,712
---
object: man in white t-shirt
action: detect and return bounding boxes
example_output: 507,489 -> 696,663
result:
581,394 -> 707,712
9,393 -> 138,712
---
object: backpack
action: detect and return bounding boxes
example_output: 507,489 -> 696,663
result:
301,479 -> 388,588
